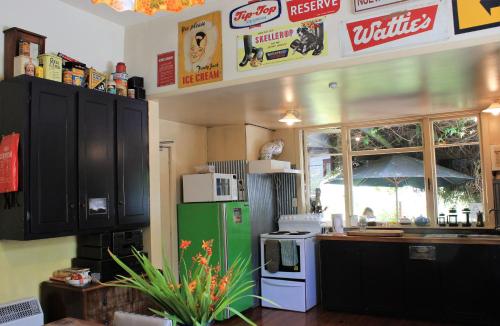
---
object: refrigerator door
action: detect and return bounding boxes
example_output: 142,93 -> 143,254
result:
222,202 -> 254,315
177,203 -> 224,271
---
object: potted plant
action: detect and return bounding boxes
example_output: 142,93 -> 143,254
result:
108,239 -> 272,326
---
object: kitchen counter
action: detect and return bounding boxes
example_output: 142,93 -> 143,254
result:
317,232 -> 500,245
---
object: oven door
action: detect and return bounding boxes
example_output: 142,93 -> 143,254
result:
260,237 -> 306,280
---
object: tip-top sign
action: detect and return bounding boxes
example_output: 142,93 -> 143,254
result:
230,0 -> 282,29
286,0 -> 340,22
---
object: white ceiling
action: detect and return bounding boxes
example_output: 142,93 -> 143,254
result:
158,43 -> 500,129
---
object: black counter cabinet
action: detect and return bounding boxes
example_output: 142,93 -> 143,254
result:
319,240 -> 500,325
0,76 -> 150,240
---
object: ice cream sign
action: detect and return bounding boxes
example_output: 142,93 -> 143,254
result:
230,0 -> 282,29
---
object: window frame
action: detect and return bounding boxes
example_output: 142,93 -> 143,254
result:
302,112 -> 487,228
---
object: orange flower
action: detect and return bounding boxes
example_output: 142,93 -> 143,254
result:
202,239 -> 213,250
219,276 -> 229,294
198,256 -> 208,266
180,240 -> 191,250
188,280 -> 197,293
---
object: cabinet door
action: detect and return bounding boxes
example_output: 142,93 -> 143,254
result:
30,81 -> 78,235
320,241 -> 363,312
438,244 -> 491,324
361,242 -> 405,314
116,98 -> 149,226
78,91 -> 116,230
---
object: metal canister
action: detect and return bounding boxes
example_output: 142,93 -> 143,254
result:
127,89 -> 135,99
63,69 -> 73,84
35,66 -> 44,78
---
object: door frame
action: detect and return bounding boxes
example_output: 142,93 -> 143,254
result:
160,141 -> 179,276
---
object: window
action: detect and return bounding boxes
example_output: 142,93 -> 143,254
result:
432,117 -> 483,223
305,128 -> 345,221
304,114 -> 485,227
350,122 -> 426,224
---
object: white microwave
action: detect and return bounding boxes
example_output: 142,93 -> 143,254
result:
182,173 -> 238,203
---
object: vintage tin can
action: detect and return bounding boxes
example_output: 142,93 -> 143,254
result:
63,69 -> 73,84
88,68 -> 107,92
35,66 -> 44,78
127,89 -> 135,99
38,54 -> 62,82
113,72 -> 128,96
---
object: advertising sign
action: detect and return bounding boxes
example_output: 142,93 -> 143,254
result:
341,2 -> 448,55
178,12 -> 223,88
353,0 -> 408,13
237,19 -> 328,71
452,0 -> 500,34
157,51 -> 175,87
230,0 -> 281,29
286,0 -> 340,22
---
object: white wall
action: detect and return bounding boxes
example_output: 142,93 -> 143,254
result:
125,0 -> 500,98
0,0 -> 125,80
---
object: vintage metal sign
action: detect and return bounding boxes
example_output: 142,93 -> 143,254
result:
157,51 -> 175,87
230,0 -> 282,29
237,18 -> 328,71
286,0 -> 340,22
353,0 -> 408,13
452,0 -> 500,34
178,12 -> 223,88
342,2 -> 446,55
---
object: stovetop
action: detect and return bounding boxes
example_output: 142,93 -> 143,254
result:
261,230 -> 317,239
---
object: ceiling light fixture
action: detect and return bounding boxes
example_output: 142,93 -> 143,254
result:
91,0 -> 204,15
483,102 -> 500,116
279,110 -> 302,126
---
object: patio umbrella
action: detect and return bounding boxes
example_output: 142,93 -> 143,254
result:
326,155 -> 473,218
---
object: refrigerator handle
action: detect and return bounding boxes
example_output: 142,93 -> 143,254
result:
221,203 -> 229,273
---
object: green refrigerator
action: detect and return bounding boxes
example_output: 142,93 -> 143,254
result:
177,201 -> 253,320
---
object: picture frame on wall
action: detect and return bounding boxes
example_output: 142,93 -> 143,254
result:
491,145 -> 500,171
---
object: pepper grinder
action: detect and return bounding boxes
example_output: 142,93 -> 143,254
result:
476,211 -> 485,227
462,208 -> 471,227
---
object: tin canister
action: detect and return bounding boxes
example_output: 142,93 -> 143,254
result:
63,69 -> 73,84
35,66 -> 44,78
127,89 -> 135,99
113,72 -> 128,96
88,68 -> 107,92
38,54 -> 62,82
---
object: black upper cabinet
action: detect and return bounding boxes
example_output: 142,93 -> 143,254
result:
0,76 -> 149,240
78,90 -> 116,230
116,98 -> 149,226
29,80 -> 78,235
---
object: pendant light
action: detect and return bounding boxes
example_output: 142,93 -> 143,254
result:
483,102 -> 500,116
279,110 -> 302,126
91,0 -> 204,15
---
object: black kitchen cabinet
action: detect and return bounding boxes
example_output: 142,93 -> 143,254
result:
320,241 -> 362,312
116,98 -> 149,226
320,240 -> 498,325
78,90 -> 116,230
29,80 -> 78,235
361,243 -> 405,314
438,245 -> 492,324
0,76 -> 149,240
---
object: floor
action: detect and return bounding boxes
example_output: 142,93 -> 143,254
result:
217,307 -> 455,326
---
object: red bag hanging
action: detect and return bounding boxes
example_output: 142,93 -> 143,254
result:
0,133 -> 20,193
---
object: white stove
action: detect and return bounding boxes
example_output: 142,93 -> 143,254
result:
260,215 -> 319,313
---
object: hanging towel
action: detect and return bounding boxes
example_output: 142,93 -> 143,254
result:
280,240 -> 298,267
264,240 -> 280,273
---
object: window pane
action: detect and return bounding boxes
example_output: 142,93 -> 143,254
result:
306,128 -> 342,155
435,144 -> 483,223
350,122 -> 422,151
351,152 -> 427,224
433,117 -> 479,145
306,128 -> 345,221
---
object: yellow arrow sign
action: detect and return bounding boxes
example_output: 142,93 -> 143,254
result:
452,0 -> 500,34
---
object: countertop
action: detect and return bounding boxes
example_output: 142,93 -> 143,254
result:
317,233 -> 500,245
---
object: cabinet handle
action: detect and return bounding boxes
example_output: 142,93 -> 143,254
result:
69,203 -> 76,209
81,203 -> 87,208
118,201 -> 124,206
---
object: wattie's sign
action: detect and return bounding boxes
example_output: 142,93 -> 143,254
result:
345,4 -> 439,52
230,0 -> 281,29
286,0 -> 340,22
